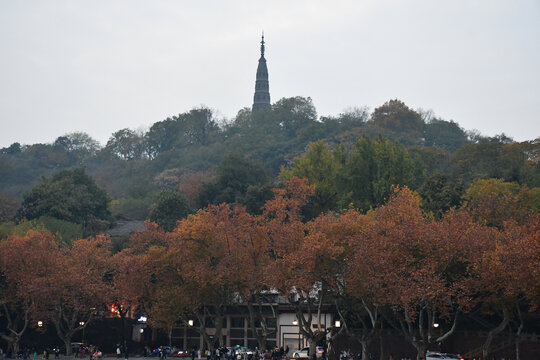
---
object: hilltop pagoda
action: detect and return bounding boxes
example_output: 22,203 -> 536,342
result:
252,33 -> 271,111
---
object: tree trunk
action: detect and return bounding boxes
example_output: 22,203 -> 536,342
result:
308,341 -> 316,360
515,302 -> 523,360
482,306 -> 509,359
64,338 -> 72,357
1,303 -> 30,357
412,342 -> 427,360
359,341 -> 368,360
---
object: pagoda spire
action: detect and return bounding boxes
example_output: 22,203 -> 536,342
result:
260,32 -> 265,56
252,32 -> 271,111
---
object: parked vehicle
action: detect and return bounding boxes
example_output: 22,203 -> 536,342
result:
425,352 -> 464,360
292,347 -> 324,359
171,349 -> 189,358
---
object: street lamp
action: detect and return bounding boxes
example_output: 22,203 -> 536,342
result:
334,320 -> 341,328
37,321 -> 43,327
188,320 -> 194,327
292,319 -> 298,326
433,323 -> 439,328
80,322 -> 86,343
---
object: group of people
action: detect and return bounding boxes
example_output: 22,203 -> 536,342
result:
0,348 -> 60,360
208,346 -> 291,360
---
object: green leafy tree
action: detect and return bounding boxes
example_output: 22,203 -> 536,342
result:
453,140 -> 539,186
463,178 -> 539,228
197,153 -> 272,210
281,136 -> 416,216
149,188 -> 191,231
423,118 -> 470,151
105,128 -> 146,160
280,141 -> 344,217
145,107 -> 222,158
272,96 -> 318,138
0,194 -> 19,222
368,99 -> 424,145
0,142 -> 21,155
18,168 -> 113,235
418,172 -> 464,219
54,132 -> 101,162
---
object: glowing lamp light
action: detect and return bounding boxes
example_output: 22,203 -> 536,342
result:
79,321 -> 85,326
188,320 -> 194,327
292,319 -> 298,326
433,323 -> 439,328
140,328 -> 144,333
138,316 -> 148,323
334,320 -> 341,328
37,321 -> 43,327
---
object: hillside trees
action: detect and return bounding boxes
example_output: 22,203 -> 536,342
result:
452,140 -> 539,186
0,194 -> 19,222
368,99 -> 424,145
18,168 -> 113,236
145,107 -> 222,158
418,172 -> 464,219
149,188 -> 191,231
54,132 -> 101,163
197,153 -> 273,212
463,178 -> 539,228
423,118 -> 470,151
280,136 -> 416,216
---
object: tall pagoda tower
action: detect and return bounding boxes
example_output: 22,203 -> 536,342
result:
252,33 -> 271,111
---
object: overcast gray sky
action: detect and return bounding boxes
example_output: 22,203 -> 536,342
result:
1,0 -> 539,148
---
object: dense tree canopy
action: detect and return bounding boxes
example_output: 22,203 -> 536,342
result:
149,188 -> 191,231
18,168 -> 113,236
197,153 -> 273,211
280,136 -> 416,217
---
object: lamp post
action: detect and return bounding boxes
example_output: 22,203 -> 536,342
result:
80,322 -> 86,343
292,319 -> 300,350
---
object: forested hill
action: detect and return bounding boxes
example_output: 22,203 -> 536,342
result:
1,97 -> 538,231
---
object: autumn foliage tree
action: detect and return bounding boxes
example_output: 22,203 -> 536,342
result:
110,222 -> 168,343
0,231 -> 61,354
350,188 -> 491,359
44,236 -> 112,355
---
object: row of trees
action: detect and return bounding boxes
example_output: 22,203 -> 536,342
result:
1,177 -> 538,359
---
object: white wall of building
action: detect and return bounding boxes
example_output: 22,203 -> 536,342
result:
278,312 -> 333,351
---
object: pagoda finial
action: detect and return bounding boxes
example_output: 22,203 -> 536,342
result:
260,31 -> 265,56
